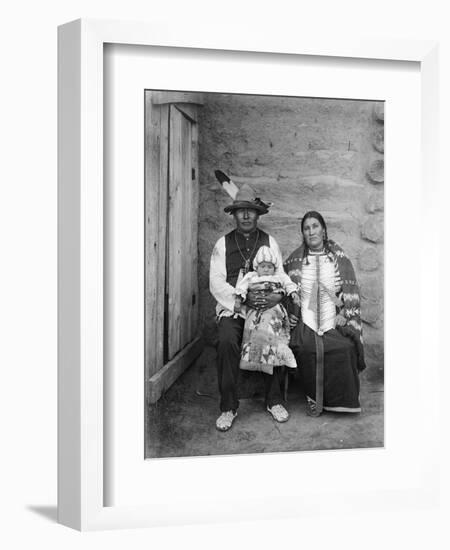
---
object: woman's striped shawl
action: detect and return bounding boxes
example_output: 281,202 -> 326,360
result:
283,240 -> 364,344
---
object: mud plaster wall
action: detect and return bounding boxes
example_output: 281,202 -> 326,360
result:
197,94 -> 384,381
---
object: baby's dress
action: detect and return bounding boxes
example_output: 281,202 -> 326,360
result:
236,274 -> 298,375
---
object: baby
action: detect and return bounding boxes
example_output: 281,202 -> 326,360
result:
234,245 -> 300,375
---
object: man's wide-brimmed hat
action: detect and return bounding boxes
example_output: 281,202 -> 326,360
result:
223,183 -> 269,215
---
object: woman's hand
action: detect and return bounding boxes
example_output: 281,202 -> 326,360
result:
246,290 -> 282,311
288,313 -> 299,329
335,313 -> 347,327
290,291 -> 301,307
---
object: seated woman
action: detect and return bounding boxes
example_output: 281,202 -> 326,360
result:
283,211 -> 366,416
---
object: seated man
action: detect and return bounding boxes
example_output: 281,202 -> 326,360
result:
209,182 -> 290,431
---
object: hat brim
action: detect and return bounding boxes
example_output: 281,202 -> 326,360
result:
224,201 -> 268,215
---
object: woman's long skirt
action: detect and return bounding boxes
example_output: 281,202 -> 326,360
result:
290,320 -> 361,412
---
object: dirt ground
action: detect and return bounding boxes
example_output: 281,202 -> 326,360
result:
146,346 -> 384,459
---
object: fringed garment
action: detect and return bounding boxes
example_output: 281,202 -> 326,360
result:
239,279 -> 297,375
284,240 -> 366,412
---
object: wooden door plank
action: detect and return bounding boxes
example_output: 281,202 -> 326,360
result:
144,93 -> 160,379
190,119 -> 199,342
183,116 -> 194,345
168,106 -> 183,360
157,105 -> 169,370
180,114 -> 192,350
147,336 -> 204,404
145,96 -> 169,379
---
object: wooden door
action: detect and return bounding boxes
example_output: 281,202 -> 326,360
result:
145,92 -> 203,404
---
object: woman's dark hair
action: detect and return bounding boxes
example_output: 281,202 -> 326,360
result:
301,210 -> 330,264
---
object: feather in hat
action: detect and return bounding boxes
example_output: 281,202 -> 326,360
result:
214,169 -> 273,211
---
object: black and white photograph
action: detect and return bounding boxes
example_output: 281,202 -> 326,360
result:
144,91 -> 384,458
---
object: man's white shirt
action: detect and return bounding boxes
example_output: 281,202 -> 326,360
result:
209,235 -> 285,319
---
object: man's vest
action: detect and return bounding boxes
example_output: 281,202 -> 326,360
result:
225,229 -> 270,287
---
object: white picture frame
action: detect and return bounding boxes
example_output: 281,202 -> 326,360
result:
58,18 -> 440,531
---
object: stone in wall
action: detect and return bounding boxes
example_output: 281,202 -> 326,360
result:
361,302 -> 383,328
361,215 -> 384,243
366,159 -> 384,184
365,189 -> 384,213
359,273 -> 383,328
365,341 -> 384,364
372,128 -> 384,153
358,246 -> 380,271
362,324 -> 384,381
363,346 -> 384,383
359,273 -> 383,302
373,102 -> 384,122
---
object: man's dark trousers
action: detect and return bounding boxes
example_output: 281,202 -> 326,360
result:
216,316 -> 283,412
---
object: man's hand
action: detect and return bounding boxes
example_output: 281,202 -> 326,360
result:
246,290 -> 283,311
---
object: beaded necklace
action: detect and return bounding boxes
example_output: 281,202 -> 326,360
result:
234,229 -> 260,274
